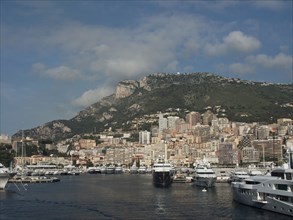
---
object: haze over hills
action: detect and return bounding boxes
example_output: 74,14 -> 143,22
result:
13,72 -> 293,141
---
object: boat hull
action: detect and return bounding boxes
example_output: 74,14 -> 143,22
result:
232,182 -> 293,217
0,173 -> 10,190
0,173 -> 15,190
152,171 -> 172,187
194,176 -> 217,187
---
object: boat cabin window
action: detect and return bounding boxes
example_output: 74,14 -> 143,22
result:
271,170 -> 285,179
276,195 -> 289,202
285,173 -> 292,180
276,184 -> 288,191
245,180 -> 260,185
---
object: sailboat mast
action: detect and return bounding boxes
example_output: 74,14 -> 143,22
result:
22,130 -> 24,168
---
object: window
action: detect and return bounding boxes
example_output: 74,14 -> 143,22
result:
285,173 -> 292,180
276,184 -> 288,191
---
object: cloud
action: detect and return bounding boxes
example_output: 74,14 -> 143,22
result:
205,31 -> 261,56
33,63 -> 82,81
228,63 -> 254,74
37,13 -> 206,81
72,86 -> 114,108
224,52 -> 292,78
252,0 -> 286,11
247,53 -> 292,70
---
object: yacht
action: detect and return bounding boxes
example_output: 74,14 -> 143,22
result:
130,163 -> 138,174
193,161 -> 217,187
0,163 -> 16,190
106,164 -> 115,174
152,158 -> 173,187
231,168 -> 293,217
115,164 -> 123,174
137,165 -> 147,174
100,165 -> 107,174
229,170 -> 250,183
216,170 -> 230,183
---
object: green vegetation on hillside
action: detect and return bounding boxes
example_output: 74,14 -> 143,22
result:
13,73 -> 293,141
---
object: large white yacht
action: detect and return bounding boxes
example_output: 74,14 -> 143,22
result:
0,163 -> 16,190
152,157 -> 173,187
231,167 -> 293,216
229,170 -> 250,183
193,161 -> 217,187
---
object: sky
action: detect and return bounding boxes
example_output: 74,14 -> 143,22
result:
1,0 -> 292,136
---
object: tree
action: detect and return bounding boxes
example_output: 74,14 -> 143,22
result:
0,143 -> 15,167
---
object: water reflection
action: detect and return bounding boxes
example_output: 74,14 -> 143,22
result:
155,194 -> 167,215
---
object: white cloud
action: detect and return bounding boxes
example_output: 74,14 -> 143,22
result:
33,63 -> 82,81
205,31 -> 261,56
224,52 -> 292,77
72,86 -> 114,108
247,53 -> 292,70
228,63 -> 254,74
253,0 -> 286,11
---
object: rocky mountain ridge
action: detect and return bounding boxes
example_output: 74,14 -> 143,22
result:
13,72 -> 293,141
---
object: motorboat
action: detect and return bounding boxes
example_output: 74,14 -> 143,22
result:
137,165 -> 147,174
216,170 -> 230,183
0,163 -> 16,190
115,164 -> 123,174
106,164 -> 115,174
229,170 -> 250,183
172,172 -> 193,183
193,161 -> 217,187
87,167 -> 99,174
231,168 -> 293,217
130,163 -> 138,174
152,157 -> 173,187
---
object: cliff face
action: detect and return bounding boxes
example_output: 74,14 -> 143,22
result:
115,80 -> 139,98
12,72 -> 293,141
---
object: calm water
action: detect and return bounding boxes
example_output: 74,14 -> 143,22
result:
0,174 -> 291,220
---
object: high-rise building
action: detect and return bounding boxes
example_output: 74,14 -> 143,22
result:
202,110 -> 216,125
252,139 -> 282,162
158,114 -> 168,133
167,116 -> 179,129
256,126 -> 270,140
186,111 -> 201,127
218,142 -> 237,165
139,130 -> 151,145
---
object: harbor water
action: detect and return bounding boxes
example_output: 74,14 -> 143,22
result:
0,174 -> 291,220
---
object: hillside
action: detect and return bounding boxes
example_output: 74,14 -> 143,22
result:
13,72 -> 293,141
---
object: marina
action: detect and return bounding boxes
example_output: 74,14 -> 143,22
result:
1,174 -> 292,220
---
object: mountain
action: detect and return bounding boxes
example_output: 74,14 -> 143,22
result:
13,72 -> 293,141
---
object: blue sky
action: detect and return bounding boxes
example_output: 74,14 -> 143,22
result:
1,0 -> 292,136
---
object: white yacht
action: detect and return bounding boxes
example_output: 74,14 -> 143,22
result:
193,161 -> 217,187
130,163 -> 138,174
216,170 -> 230,183
106,164 -> 115,174
0,163 -> 16,190
137,165 -> 147,174
152,158 -> 173,187
231,168 -> 293,217
114,164 -> 123,174
229,170 -> 250,183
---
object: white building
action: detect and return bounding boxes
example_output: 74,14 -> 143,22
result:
158,114 -> 168,133
139,130 -> 151,145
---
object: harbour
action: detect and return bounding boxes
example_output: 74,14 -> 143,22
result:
0,174 -> 291,220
